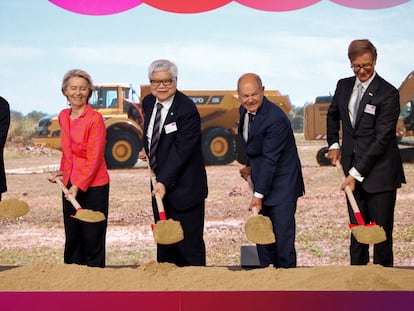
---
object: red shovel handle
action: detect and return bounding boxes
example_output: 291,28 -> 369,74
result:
336,161 -> 366,226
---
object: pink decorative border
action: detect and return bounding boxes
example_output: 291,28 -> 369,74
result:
48,0 -> 411,15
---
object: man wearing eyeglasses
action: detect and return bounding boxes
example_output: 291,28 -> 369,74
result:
141,59 -> 208,266
327,39 -> 405,267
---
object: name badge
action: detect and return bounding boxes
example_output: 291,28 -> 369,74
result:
165,122 -> 178,134
364,104 -> 376,115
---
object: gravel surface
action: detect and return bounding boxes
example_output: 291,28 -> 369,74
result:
1,137 -> 413,267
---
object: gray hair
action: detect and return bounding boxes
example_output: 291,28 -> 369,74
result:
148,59 -> 178,80
61,69 -> 94,99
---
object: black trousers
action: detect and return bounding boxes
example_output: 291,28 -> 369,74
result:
63,182 -> 109,267
256,199 -> 298,268
348,184 -> 396,267
152,198 -> 206,267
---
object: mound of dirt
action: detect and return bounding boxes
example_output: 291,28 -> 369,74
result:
1,262 -> 413,291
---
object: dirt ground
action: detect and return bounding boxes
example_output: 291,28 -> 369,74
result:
1,136 -> 414,290
1,135 -> 413,268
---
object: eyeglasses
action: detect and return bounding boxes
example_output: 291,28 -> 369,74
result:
150,78 -> 175,87
351,63 -> 373,72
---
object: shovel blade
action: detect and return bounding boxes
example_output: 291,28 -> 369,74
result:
350,224 -> 387,244
153,219 -> 184,245
0,199 -> 30,218
71,209 -> 106,223
245,215 -> 276,245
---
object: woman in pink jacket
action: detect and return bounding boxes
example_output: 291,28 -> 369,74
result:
49,69 -> 110,267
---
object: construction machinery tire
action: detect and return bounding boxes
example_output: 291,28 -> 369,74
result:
105,131 -> 140,169
202,127 -> 236,165
316,146 -> 331,166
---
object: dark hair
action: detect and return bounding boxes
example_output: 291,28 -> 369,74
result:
348,39 -> 377,62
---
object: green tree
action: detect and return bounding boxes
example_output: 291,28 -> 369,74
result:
8,110 -> 48,142
289,105 -> 304,133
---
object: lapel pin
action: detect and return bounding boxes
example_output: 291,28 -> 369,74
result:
369,92 -> 373,96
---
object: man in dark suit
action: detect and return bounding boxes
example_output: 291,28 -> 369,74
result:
142,59 -> 208,266
0,96 -> 10,201
238,73 -> 305,268
327,39 -> 405,267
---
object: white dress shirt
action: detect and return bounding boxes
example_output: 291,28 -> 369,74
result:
147,95 -> 174,149
329,72 -> 376,181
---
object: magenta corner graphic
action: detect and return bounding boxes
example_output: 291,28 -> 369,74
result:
48,0 -> 411,15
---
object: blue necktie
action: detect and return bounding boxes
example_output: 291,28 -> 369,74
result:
150,103 -> 163,170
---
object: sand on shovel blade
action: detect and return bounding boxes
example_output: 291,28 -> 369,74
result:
72,209 -> 106,223
351,225 -> 386,245
153,219 -> 184,245
0,199 -> 30,218
245,215 -> 276,245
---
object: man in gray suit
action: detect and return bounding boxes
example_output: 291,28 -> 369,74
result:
0,96 -> 10,201
327,39 -> 405,266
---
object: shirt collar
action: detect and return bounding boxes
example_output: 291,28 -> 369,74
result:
356,71 -> 376,89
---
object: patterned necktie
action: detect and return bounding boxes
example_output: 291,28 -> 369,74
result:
150,103 -> 163,170
353,83 -> 363,126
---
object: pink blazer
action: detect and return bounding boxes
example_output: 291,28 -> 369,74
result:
58,104 -> 109,191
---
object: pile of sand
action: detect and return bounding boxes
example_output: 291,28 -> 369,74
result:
1,262 -> 413,291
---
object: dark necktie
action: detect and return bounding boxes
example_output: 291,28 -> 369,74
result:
150,103 -> 163,170
353,83 -> 363,126
248,112 -> 255,136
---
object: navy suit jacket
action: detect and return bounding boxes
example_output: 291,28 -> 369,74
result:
143,90 -> 208,210
327,73 -> 405,193
238,97 -> 304,206
0,96 -> 10,194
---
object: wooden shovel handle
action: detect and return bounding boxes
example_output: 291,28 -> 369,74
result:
149,169 -> 167,220
335,161 -> 365,225
55,178 -> 82,211
247,176 -> 260,216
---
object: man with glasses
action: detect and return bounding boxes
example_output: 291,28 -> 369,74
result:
327,39 -> 405,267
141,59 -> 208,266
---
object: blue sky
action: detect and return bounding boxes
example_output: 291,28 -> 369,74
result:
1,0 -> 413,115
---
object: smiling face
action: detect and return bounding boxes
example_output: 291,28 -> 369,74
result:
237,73 -> 264,113
62,76 -> 91,108
351,52 -> 376,82
149,70 -> 177,102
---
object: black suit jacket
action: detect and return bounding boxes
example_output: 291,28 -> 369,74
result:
0,96 -> 10,194
327,74 -> 405,193
238,97 -> 304,205
142,90 -> 208,210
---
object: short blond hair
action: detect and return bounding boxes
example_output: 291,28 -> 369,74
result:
61,69 -> 94,99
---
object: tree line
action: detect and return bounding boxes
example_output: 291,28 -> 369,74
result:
7,105 -> 306,144
8,110 -> 48,143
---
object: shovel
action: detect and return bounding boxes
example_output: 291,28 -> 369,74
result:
244,176 -> 276,245
149,169 -> 184,245
335,161 -> 386,244
55,178 -> 106,223
0,199 -> 29,218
